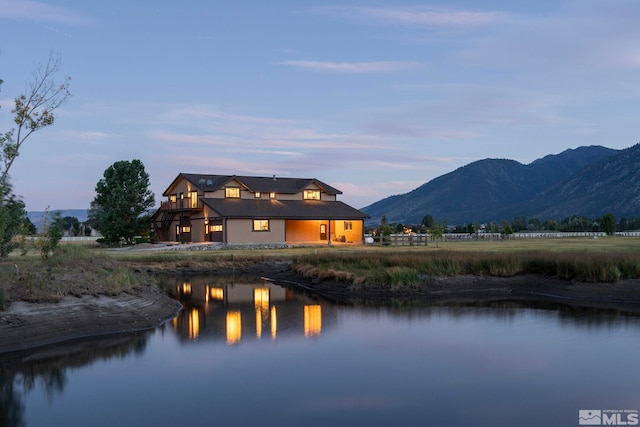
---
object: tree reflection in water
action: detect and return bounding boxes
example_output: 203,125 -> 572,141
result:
0,332 -> 151,427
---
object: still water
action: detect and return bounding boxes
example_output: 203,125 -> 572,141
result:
3,275 -> 640,427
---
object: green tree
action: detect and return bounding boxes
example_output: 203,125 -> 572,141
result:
22,216 -> 37,235
421,214 -> 436,230
600,212 -> 616,235
486,222 -> 500,233
36,210 -> 64,260
512,216 -> 527,232
0,53 -> 70,257
618,217 -> 628,232
90,159 -> 155,244
500,221 -> 513,238
431,221 -> 446,248
60,216 -> 80,236
0,193 -> 27,257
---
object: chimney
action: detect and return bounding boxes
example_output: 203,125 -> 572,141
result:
272,174 -> 276,181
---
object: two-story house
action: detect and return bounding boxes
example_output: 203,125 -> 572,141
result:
151,173 -> 369,245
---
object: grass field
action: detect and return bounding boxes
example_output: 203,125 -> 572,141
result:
99,235 -> 640,260
1,236 -> 639,306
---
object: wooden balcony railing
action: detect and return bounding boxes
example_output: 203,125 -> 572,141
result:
160,199 -> 201,211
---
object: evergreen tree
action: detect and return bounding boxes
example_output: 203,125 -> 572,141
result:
90,159 -> 155,244
600,213 -> 616,235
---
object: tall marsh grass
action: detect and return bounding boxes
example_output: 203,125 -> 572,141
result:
292,250 -> 640,287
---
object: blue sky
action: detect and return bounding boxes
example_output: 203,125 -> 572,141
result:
1,0 -> 639,211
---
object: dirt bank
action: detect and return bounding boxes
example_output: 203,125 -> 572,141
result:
267,270 -> 640,314
0,284 -> 181,354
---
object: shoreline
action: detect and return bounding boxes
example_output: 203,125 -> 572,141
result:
0,284 -> 182,355
3,260 -> 640,355
267,269 -> 640,314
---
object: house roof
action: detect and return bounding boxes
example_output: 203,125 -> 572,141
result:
165,173 -> 342,196
202,198 -> 369,220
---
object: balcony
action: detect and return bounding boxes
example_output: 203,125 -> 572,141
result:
160,198 -> 202,212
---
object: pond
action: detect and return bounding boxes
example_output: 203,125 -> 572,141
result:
2,275 -> 640,427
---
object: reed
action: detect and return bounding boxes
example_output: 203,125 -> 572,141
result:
292,249 -> 640,285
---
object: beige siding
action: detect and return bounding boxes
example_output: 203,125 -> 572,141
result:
167,179 -> 199,199
226,219 -> 286,244
191,217 -> 206,242
204,190 -> 225,198
268,192 -> 299,201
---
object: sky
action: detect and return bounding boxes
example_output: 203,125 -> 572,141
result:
0,0 -> 639,211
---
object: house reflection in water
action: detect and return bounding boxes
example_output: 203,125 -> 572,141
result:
170,276 -> 334,344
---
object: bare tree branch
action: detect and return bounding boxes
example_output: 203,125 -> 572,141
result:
0,52 -> 71,187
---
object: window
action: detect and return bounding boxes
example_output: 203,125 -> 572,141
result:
181,226 -> 191,233
254,192 -> 261,198
253,219 -> 269,231
210,224 -> 223,232
169,194 -> 177,203
189,190 -> 198,208
344,221 -> 353,230
269,192 -> 276,199
225,187 -> 240,198
304,189 -> 321,200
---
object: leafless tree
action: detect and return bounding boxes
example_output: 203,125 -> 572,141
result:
0,52 -> 71,188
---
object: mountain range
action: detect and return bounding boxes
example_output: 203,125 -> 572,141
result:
361,143 -> 640,226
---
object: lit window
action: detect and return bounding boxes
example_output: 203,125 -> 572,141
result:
181,226 -> 191,233
225,187 -> 240,198
226,311 -> 242,344
304,189 -> 321,200
254,192 -> 261,198
188,307 -> 200,340
253,219 -> 269,231
304,305 -> 322,337
189,190 -> 198,208
210,225 -> 222,232
169,194 -> 177,203
209,287 -> 224,300
344,221 -> 353,230
269,192 -> 276,199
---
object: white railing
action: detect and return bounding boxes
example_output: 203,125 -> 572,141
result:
364,231 -> 640,245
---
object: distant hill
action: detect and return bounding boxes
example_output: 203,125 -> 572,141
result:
523,144 -> 640,220
361,145 -> 631,225
27,209 -> 89,232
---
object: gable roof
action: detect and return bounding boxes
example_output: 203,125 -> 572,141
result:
164,173 -> 342,196
202,199 -> 369,220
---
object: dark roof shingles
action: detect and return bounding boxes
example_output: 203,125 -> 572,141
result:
202,199 -> 369,219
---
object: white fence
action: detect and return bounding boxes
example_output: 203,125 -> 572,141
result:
59,236 -> 101,244
33,236 -> 100,245
365,231 -> 640,245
